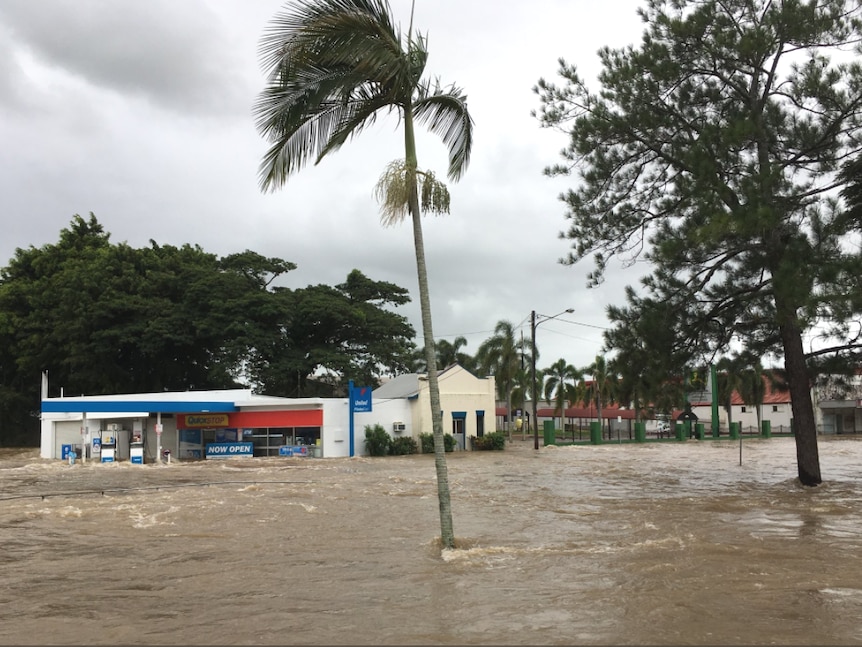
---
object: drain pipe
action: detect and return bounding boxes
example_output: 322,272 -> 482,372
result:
156,412 -> 163,464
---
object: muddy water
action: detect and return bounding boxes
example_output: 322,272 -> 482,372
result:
2,437 -> 862,645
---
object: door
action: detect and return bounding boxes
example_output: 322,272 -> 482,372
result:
451,412 -> 466,450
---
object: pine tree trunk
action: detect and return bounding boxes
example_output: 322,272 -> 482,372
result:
779,314 -> 822,486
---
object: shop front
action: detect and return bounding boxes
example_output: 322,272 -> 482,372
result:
175,409 -> 323,459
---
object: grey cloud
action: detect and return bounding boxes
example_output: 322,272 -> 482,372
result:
0,0 -> 251,116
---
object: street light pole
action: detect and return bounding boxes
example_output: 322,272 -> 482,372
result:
531,310 -> 538,450
531,308 -> 574,450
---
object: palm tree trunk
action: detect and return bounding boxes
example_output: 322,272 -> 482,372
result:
506,393 -> 513,441
404,105 -> 455,548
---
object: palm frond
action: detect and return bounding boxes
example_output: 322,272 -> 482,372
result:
413,81 -> 474,181
255,0 -> 417,191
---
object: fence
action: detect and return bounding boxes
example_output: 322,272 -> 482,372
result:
551,421 -> 851,444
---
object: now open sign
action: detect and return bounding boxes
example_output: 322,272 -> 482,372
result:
205,442 -> 254,459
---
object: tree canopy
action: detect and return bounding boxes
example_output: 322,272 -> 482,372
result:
0,214 -> 416,445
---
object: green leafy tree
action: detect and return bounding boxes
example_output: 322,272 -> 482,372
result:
535,0 -> 862,485
604,288 -> 690,418
0,216 -> 415,445
247,269 -> 416,396
1,215 -> 255,396
254,0 -> 473,548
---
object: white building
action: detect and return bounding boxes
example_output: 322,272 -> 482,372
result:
40,364 -> 496,462
372,364 -> 496,450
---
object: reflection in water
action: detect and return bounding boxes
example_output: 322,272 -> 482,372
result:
1,438 -> 862,644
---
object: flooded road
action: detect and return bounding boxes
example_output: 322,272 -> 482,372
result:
2,437 -> 862,645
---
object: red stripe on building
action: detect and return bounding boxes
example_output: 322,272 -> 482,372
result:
231,410 -> 322,428
177,409 -> 323,429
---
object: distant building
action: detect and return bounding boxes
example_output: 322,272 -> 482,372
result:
39,363 -> 496,462
373,364 -> 496,450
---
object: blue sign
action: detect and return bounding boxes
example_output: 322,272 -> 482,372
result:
351,385 -> 372,413
205,442 -> 254,459
278,445 -> 309,457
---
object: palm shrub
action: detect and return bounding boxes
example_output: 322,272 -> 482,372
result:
364,424 -> 391,457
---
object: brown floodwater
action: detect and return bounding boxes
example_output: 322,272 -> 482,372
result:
1,436 -> 861,645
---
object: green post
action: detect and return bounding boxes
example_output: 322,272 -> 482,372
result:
675,423 -> 685,441
695,423 -> 705,440
590,421 -> 602,445
543,420 -> 556,446
729,421 -> 740,440
710,363 -> 720,437
634,421 -> 646,443
761,420 -> 772,438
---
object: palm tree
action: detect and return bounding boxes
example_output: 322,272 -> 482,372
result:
737,359 -> 768,432
543,359 -> 581,434
511,365 -> 541,439
716,356 -> 745,431
435,336 -> 475,373
582,355 -> 617,438
254,0 -> 473,550
476,320 -> 521,440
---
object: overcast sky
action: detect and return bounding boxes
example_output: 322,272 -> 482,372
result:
0,0 -> 650,373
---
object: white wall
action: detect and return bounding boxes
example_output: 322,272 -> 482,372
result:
691,403 -> 793,431
41,413 -> 177,461
324,398 -> 412,457
411,367 -> 496,442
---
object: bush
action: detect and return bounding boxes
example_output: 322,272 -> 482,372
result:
444,433 -> 456,452
364,424 -> 391,456
389,436 -> 418,455
419,432 -> 434,454
471,432 -> 506,451
419,432 -> 457,453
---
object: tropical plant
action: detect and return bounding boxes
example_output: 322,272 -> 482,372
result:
715,356 -> 746,430
581,356 -> 617,437
364,424 -> 391,456
543,359 -> 582,432
475,320 -> 521,440
511,365 -> 539,438
389,435 -> 418,455
254,0 -> 473,548
435,336 -> 476,373
471,431 -> 506,451
419,432 -> 456,453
